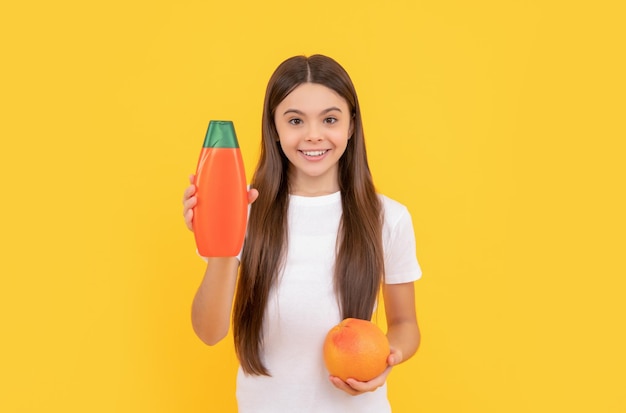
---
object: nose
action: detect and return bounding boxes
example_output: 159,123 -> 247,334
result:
306,123 -> 323,142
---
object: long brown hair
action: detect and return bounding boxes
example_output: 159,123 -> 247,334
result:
233,55 -> 384,376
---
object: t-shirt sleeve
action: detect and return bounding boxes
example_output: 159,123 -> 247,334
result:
383,205 -> 422,284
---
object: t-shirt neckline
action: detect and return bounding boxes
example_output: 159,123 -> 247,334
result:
289,191 -> 341,206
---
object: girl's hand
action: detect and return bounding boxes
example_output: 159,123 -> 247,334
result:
329,347 -> 403,396
182,175 -> 197,231
182,174 -> 259,232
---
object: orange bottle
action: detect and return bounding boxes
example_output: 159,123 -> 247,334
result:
192,120 -> 248,257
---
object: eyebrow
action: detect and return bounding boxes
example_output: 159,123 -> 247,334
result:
282,107 -> 343,116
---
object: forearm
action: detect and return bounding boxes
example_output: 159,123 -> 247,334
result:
386,319 -> 420,363
383,282 -> 420,364
191,257 -> 239,345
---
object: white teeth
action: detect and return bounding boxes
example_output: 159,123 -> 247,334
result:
302,150 -> 327,157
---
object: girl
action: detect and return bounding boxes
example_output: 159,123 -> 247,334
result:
182,54 -> 422,412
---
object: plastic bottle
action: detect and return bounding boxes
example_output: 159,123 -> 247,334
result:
192,120 -> 248,257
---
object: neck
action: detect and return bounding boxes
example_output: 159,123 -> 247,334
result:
288,169 -> 339,197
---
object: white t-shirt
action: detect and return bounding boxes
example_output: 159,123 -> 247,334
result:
235,192 -> 421,413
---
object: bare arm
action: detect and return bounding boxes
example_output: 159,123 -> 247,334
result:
182,175 -> 258,345
383,281 -> 420,364
191,257 -> 240,345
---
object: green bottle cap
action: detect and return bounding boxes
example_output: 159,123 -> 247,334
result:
203,120 -> 239,148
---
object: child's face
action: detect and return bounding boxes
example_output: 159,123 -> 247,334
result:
274,82 -> 353,195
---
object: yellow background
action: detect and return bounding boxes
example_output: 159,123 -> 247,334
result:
1,1 -> 624,412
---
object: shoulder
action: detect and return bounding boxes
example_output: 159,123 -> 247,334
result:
378,193 -> 411,225
377,193 -> 422,282
377,193 -> 415,242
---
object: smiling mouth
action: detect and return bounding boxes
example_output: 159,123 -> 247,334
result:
300,150 -> 329,157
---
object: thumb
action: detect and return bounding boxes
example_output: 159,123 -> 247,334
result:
388,348 -> 403,367
248,188 -> 259,205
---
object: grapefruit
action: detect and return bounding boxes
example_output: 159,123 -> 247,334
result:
323,318 -> 390,382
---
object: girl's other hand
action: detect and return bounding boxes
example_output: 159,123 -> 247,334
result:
247,187 -> 259,205
182,174 -> 259,232
328,347 -> 402,396
182,175 -> 197,231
